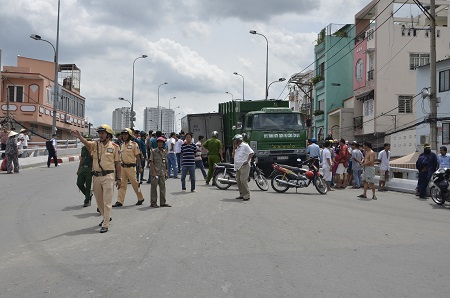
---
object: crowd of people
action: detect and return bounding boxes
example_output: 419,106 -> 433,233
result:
71,125 -> 253,234
1,126 -> 33,173
308,134 -> 450,200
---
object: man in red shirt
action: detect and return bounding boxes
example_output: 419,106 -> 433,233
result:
337,138 -> 349,188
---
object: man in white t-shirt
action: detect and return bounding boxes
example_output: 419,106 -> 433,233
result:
377,143 -> 391,191
18,128 -> 30,157
165,132 -> 178,178
322,140 -> 334,191
195,135 -> 207,179
174,134 -> 183,173
232,134 -> 254,201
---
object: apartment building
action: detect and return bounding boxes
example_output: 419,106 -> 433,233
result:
143,107 -> 175,133
112,107 -> 131,132
416,58 -> 450,148
1,56 -> 85,140
353,0 -> 450,155
313,23 -> 356,142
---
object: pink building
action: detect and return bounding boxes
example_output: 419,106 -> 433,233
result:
1,56 -> 85,141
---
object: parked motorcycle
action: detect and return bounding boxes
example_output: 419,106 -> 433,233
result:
213,156 -> 269,191
429,167 -> 450,205
269,157 -> 328,194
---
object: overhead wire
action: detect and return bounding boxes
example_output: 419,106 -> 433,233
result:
275,0 -> 391,100
276,0 -> 409,100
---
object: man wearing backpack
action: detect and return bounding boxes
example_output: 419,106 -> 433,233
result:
416,143 -> 438,199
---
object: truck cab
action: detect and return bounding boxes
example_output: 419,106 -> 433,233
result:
243,108 -> 307,165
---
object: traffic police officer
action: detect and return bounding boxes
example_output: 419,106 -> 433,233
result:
149,137 -> 171,208
76,135 -> 93,207
71,125 -> 121,233
203,131 -> 223,185
113,128 -> 144,207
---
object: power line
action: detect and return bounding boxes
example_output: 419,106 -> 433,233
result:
277,0 -> 403,100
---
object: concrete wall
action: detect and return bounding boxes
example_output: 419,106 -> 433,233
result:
416,59 -> 450,149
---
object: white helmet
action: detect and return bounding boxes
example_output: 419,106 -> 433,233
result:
232,134 -> 243,142
212,131 -> 219,137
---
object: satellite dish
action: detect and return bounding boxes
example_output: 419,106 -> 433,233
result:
421,88 -> 430,99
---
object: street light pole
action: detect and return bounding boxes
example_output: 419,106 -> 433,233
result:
30,0 -> 60,134
225,91 -> 234,101
233,72 -> 245,101
131,55 -> 147,129
157,82 -> 168,131
175,112 -> 181,133
267,78 -> 286,98
168,96 -> 176,110
172,106 -> 180,133
118,97 -> 132,127
249,30 -> 269,100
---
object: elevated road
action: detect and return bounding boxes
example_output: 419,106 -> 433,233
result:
1,163 -> 450,297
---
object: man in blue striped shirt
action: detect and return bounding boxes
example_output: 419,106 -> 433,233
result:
181,132 -> 197,192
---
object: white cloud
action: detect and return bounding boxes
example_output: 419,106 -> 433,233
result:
0,0 -> 374,129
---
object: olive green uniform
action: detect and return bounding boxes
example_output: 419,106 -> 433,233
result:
149,148 -> 168,206
203,137 -> 223,183
77,146 -> 93,205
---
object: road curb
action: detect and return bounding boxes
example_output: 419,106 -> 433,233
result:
9,155 -> 81,170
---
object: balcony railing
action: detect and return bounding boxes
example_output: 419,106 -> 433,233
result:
354,116 -> 363,129
367,69 -> 374,81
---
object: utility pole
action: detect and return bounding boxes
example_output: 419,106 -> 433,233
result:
430,0 -> 438,150
0,49 -> 9,130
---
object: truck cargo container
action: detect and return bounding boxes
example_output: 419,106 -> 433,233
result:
180,113 -> 224,161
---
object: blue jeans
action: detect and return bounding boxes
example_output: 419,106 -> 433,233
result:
181,165 -> 196,191
167,153 -> 178,178
176,153 -> 182,172
352,169 -> 362,188
195,160 -> 207,178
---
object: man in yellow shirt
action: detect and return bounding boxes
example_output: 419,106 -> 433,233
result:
113,128 -> 144,207
71,125 -> 121,233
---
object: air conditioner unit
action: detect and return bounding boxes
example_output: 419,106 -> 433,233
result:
420,135 -> 429,144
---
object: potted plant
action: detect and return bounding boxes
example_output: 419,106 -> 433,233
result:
313,110 -> 324,116
311,75 -> 324,85
317,28 -> 326,45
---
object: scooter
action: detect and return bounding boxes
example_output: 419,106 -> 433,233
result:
269,157 -> 328,194
213,156 -> 269,191
429,167 -> 450,205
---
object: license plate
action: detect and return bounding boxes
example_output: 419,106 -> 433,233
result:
277,156 -> 288,160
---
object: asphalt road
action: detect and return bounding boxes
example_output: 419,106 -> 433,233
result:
1,163 -> 450,298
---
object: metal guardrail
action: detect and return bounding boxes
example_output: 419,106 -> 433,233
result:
0,139 -> 80,158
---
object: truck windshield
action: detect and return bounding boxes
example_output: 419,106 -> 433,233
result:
252,113 -> 303,131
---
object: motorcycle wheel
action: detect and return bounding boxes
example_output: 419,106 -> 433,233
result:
254,169 -> 269,191
213,172 -> 232,190
430,186 -> 445,205
314,176 -> 328,194
271,174 -> 290,193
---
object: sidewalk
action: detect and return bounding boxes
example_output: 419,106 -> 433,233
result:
8,154 -> 80,169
